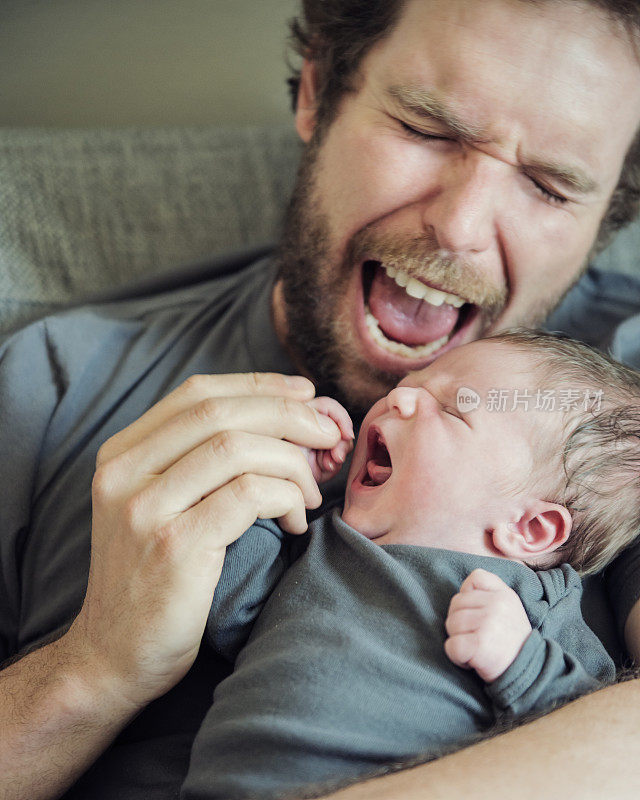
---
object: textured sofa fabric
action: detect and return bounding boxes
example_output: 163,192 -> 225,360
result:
1,124 -> 640,336
0,126 -> 301,335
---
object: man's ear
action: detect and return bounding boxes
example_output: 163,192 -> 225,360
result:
295,59 -> 319,143
492,501 -> 572,563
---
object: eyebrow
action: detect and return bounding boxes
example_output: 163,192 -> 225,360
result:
387,85 -> 599,197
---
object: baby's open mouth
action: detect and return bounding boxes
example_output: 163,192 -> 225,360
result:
363,426 -> 392,487
362,260 -> 475,358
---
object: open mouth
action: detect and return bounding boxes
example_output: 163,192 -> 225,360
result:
362,260 -> 476,359
362,426 -> 392,487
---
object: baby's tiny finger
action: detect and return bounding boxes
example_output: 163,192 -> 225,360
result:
331,439 -> 352,465
323,450 -> 336,474
460,568 -> 508,594
448,590 -> 491,613
444,634 -> 476,669
445,608 -> 483,637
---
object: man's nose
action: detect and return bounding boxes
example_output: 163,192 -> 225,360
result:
422,152 -> 500,255
386,386 -> 422,418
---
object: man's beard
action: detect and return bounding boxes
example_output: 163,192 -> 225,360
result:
275,135 -> 579,413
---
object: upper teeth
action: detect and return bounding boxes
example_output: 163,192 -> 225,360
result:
384,266 -> 465,308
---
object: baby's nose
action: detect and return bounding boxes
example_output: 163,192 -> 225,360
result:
386,386 -> 420,418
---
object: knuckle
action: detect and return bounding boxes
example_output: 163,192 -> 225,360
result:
231,474 -> 260,504
91,463 -> 113,502
275,395 -> 299,421
181,374 -> 209,399
245,371 -> 266,393
95,432 -> 126,467
152,522 -> 181,562
191,397 -> 223,427
121,492 -> 150,532
91,457 -> 126,502
208,429 -> 242,461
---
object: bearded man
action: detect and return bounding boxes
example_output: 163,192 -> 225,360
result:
1,1 -> 640,798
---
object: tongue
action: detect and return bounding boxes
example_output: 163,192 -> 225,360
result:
367,459 -> 392,486
368,266 -> 460,346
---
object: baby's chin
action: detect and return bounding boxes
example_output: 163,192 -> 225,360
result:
340,502 -> 385,541
340,506 -> 375,539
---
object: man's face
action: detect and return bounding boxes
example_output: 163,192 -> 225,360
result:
342,341 -> 559,550
274,0 -> 640,411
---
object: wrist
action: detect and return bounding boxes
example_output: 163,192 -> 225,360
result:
59,622 -> 149,720
0,629 -> 143,800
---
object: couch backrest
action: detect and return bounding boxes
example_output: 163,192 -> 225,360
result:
1,124 -> 640,336
0,126 -> 301,335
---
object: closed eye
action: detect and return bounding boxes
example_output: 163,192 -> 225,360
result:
400,118 -> 570,206
398,120 -> 452,143
527,176 -> 569,206
443,406 -> 472,429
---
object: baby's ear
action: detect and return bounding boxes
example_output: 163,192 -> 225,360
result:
492,501 -> 572,563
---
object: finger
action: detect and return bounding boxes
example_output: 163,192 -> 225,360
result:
323,450 -> 337,475
142,432 -> 323,516
113,395 -> 343,478
448,590 -> 495,614
331,437 -> 354,465
176,474 -> 310,563
312,438 -> 353,483
101,373 -> 316,461
445,608 -> 486,637
307,396 -> 355,441
459,568 -> 510,594
444,634 -> 477,669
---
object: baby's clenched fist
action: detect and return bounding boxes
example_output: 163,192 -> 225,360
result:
444,568 -> 532,683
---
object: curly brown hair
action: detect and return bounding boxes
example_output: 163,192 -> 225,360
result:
287,0 -> 640,252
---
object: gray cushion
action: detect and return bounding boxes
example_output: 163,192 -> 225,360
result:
0,126 -> 301,335
1,124 -> 639,336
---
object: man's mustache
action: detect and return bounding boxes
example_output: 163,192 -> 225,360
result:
347,227 -> 507,321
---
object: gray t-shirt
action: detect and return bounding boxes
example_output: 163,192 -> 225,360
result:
183,510 -> 614,800
0,251 -> 638,798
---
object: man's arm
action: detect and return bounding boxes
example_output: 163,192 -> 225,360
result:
0,633 -> 142,800
0,372 -> 342,800
320,598 -> 640,800
320,678 -> 639,800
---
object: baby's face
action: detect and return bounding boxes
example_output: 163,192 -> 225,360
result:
343,340 -> 561,551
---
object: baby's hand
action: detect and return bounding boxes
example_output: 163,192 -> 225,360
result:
444,568 -> 532,683
304,396 -> 354,483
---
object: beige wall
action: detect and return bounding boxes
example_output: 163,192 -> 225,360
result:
0,0 -> 299,127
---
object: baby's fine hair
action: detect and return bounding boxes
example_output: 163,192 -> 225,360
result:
488,328 -> 640,576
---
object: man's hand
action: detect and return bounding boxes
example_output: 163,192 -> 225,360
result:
67,371 -> 343,710
444,568 -> 532,683
302,396 -> 354,483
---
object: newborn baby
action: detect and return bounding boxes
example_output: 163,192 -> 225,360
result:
180,329 -> 640,800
